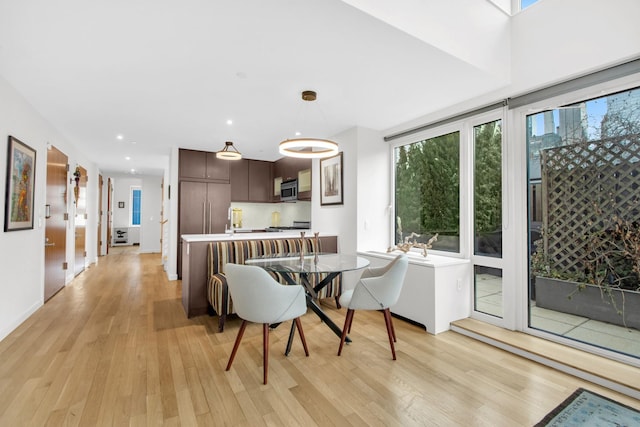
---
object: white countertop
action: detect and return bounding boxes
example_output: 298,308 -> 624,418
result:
182,230 -> 335,242
358,250 -> 470,268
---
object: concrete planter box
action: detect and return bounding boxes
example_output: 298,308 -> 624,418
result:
535,277 -> 640,329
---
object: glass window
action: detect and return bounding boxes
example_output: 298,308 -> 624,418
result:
394,131 -> 460,253
527,86 -> 640,358
521,0 -> 539,10
474,120 -> 502,258
474,266 -> 503,318
131,187 -> 141,226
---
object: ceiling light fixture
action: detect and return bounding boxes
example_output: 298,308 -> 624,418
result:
279,90 -> 338,159
216,141 -> 242,160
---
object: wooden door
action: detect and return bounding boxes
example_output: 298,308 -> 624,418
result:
74,165 -> 87,276
44,146 -> 68,301
107,178 -> 112,253
97,174 -> 103,256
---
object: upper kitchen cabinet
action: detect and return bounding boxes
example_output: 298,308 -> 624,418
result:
179,148 -> 230,182
230,159 -> 249,201
297,167 -> 311,201
273,157 -> 312,201
248,160 -> 272,202
230,159 -> 273,202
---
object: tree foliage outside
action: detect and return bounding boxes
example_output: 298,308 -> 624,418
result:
474,121 -> 503,257
394,131 -> 460,252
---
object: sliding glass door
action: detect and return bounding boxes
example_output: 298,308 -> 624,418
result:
526,86 -> 640,359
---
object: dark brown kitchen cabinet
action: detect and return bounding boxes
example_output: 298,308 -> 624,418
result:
177,180 -> 230,277
179,148 -> 230,181
230,159 -> 272,202
272,157 -> 312,202
230,159 -> 249,201
248,160 -> 272,202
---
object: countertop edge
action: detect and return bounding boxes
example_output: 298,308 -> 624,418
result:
182,231 -> 336,242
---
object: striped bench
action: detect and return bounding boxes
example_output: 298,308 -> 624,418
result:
206,238 -> 342,332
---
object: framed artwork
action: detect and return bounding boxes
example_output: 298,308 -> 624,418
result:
118,201 -> 125,208
4,136 -> 36,231
320,152 -> 343,206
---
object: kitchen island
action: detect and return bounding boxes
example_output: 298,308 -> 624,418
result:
180,231 -> 338,318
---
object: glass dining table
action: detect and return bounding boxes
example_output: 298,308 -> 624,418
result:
245,253 -> 370,355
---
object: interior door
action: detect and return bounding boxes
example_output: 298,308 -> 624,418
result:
74,165 -> 87,276
44,145 -> 68,301
107,177 -> 112,253
97,174 -> 103,256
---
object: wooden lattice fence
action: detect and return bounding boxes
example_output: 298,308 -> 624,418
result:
540,137 -> 640,276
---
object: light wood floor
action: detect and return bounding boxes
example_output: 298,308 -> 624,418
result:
1,247 -> 639,426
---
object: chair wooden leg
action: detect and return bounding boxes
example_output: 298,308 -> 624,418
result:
226,320 -> 247,371
218,313 -> 226,332
335,296 -> 341,309
383,309 -> 396,360
389,311 -> 396,342
338,309 -> 354,356
294,318 -> 309,356
348,311 -> 354,333
263,323 -> 269,385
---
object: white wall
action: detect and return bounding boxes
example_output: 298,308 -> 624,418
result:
166,147 -> 180,280
111,175 -> 142,229
140,175 -> 162,253
0,75 -> 97,341
355,127 -> 390,252
312,127 -> 359,255
510,0 -> 640,94
105,173 -> 162,253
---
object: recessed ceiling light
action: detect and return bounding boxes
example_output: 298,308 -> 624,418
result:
226,119 -> 233,125
130,169 -> 136,174
295,131 -> 301,136
125,156 -> 131,161
116,134 -> 123,140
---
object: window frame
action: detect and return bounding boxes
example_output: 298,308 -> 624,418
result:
390,121 -> 466,258
130,186 -> 141,227
468,110 -> 508,325
511,72 -> 640,366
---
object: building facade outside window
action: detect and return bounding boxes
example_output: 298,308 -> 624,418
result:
526,85 -> 640,360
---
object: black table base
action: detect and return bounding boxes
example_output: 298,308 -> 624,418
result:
278,271 -> 351,356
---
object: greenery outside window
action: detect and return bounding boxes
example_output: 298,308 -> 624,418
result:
474,120 -> 503,258
394,131 -> 460,253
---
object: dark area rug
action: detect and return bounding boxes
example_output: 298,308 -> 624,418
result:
535,388 -> 640,426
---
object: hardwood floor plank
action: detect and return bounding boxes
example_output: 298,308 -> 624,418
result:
1,246 -> 638,426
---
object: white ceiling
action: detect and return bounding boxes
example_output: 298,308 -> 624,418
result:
0,0 -> 510,176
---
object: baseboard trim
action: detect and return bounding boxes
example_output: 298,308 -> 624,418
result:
0,301 -> 41,342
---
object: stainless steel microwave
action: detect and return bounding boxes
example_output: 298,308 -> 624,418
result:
280,179 -> 298,202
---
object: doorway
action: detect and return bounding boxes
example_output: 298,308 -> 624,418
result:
74,165 -> 87,276
44,145 -> 68,301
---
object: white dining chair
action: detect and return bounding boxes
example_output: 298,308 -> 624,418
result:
337,254 -> 409,360
224,263 -> 309,384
